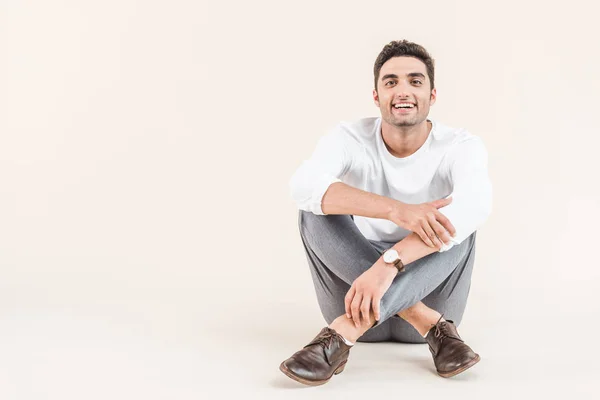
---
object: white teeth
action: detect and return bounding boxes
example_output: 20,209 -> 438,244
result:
394,103 -> 414,108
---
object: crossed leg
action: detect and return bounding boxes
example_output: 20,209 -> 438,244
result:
298,210 -> 477,343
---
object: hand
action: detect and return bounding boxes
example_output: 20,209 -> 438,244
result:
388,197 -> 456,248
344,259 -> 398,327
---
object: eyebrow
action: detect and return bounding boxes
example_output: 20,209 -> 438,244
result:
381,72 -> 426,81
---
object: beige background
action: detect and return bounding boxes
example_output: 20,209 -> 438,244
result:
1,0 -> 599,398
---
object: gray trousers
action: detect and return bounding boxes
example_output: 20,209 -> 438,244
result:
298,210 -> 477,344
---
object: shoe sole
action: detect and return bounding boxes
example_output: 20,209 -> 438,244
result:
437,354 -> 481,378
279,361 -> 346,386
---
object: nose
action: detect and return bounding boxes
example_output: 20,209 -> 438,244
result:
393,80 -> 413,98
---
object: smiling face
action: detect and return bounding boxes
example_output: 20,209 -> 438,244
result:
373,56 -> 437,128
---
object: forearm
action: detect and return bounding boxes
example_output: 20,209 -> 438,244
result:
390,232 -> 439,266
321,182 -> 396,220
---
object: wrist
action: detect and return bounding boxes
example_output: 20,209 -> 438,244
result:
387,200 -> 405,222
381,246 -> 406,273
378,256 -> 400,276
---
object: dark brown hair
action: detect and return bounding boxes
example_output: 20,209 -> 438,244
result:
373,40 -> 435,92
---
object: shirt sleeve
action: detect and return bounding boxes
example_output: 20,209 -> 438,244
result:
288,125 -> 353,215
436,136 -> 493,252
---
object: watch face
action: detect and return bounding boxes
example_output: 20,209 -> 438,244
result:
383,249 -> 398,263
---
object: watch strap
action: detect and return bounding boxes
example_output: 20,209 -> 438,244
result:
393,258 -> 406,273
383,249 -> 406,273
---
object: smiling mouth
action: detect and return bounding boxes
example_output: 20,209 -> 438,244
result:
392,102 -> 416,110
392,105 -> 416,113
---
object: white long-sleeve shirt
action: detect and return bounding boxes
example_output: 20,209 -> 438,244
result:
288,117 -> 493,252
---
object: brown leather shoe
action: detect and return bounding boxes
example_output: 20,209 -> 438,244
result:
425,318 -> 480,378
279,327 -> 351,386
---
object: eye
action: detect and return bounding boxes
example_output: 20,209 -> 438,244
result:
413,80 -> 422,85
385,80 -> 395,86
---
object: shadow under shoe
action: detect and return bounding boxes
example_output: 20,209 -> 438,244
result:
425,319 -> 480,378
279,327 -> 351,386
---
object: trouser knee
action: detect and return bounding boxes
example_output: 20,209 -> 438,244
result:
298,209 -> 353,242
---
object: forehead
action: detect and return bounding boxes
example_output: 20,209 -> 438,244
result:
379,56 -> 427,78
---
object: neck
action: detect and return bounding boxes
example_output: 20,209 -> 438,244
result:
381,119 -> 432,158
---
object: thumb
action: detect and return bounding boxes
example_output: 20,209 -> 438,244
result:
431,196 -> 452,208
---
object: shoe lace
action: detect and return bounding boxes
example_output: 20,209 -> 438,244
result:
434,322 -> 452,343
307,329 -> 337,350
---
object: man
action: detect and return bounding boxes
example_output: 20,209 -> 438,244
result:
280,39 -> 492,385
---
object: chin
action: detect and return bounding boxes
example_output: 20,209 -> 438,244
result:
391,117 -> 419,127
394,121 -> 418,127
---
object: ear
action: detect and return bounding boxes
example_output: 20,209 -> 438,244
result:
430,88 -> 437,106
373,89 -> 380,107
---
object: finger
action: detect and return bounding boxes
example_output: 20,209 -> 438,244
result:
434,210 -> 456,237
344,286 -> 356,318
372,297 -> 381,322
431,196 -> 452,208
360,296 -> 371,325
417,226 -> 435,247
351,293 -> 362,328
428,215 -> 452,244
421,222 -> 439,248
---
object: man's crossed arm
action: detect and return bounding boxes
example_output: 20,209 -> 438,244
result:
320,182 -> 455,326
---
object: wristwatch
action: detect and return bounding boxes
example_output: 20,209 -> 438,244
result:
382,248 -> 406,273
